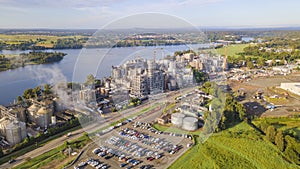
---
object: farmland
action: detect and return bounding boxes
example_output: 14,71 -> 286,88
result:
0,34 -> 87,50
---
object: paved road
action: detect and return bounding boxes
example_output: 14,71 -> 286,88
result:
1,88 -> 195,169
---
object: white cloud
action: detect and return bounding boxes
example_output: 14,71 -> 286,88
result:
0,0 -> 122,8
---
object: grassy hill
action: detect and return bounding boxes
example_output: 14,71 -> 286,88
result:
169,122 -> 299,169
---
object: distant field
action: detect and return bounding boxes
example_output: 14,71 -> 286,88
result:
169,122 -> 298,169
0,34 -> 84,48
215,44 -> 249,57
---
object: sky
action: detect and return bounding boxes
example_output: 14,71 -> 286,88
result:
0,0 -> 300,29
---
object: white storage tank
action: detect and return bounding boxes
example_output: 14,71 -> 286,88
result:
5,121 -> 27,146
51,116 -> 56,125
171,113 -> 185,127
182,117 -> 198,131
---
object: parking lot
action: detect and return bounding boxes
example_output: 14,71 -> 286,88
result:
73,121 -> 193,169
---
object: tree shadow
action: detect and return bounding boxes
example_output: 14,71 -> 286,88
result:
243,101 -> 266,118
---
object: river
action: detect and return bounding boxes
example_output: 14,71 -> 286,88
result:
0,44 -> 211,105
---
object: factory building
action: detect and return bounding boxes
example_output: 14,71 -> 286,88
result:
147,60 -> 165,95
130,74 -> 148,97
9,107 -> 27,123
280,83 -> 300,96
27,101 -> 54,128
79,89 -> 96,103
189,59 -> 203,71
112,66 -> 122,79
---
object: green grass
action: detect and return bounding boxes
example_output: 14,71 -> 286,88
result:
169,122 -> 298,169
215,44 -> 249,57
13,145 -> 66,169
153,123 -> 202,135
163,103 -> 176,114
13,134 -> 90,169
264,96 -> 289,105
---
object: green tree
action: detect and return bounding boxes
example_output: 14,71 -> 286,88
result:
85,74 -> 95,85
257,57 -> 265,67
246,61 -> 254,69
266,125 -> 276,143
64,141 -> 70,149
43,84 -> 51,95
23,89 -> 34,99
275,130 -> 285,151
32,86 -> 41,98
284,135 -> 300,165
17,96 -> 22,103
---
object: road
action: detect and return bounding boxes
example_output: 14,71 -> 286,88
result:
1,126 -> 87,169
1,87 -> 196,169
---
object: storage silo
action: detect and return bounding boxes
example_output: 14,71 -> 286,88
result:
171,113 -> 185,127
182,117 -> 198,131
5,121 -> 27,146
36,107 -> 52,128
20,121 -> 27,139
28,103 -> 39,122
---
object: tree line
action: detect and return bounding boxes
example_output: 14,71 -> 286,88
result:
257,122 -> 300,165
201,82 -> 246,134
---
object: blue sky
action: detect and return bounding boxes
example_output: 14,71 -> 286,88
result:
0,0 -> 300,29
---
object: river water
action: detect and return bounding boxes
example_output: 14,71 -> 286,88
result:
0,44 -> 211,105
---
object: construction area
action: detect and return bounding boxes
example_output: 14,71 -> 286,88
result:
229,72 -> 300,117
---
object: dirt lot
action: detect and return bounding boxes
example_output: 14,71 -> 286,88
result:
229,73 -> 300,117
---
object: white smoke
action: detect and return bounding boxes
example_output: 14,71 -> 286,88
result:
30,65 -> 74,108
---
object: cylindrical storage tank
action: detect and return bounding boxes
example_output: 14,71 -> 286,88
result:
51,116 -> 56,125
5,121 -> 26,145
182,117 -> 198,131
19,121 -> 27,140
37,107 -> 52,128
171,113 -> 185,127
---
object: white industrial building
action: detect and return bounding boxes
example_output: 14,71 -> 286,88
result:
280,83 -> 300,96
